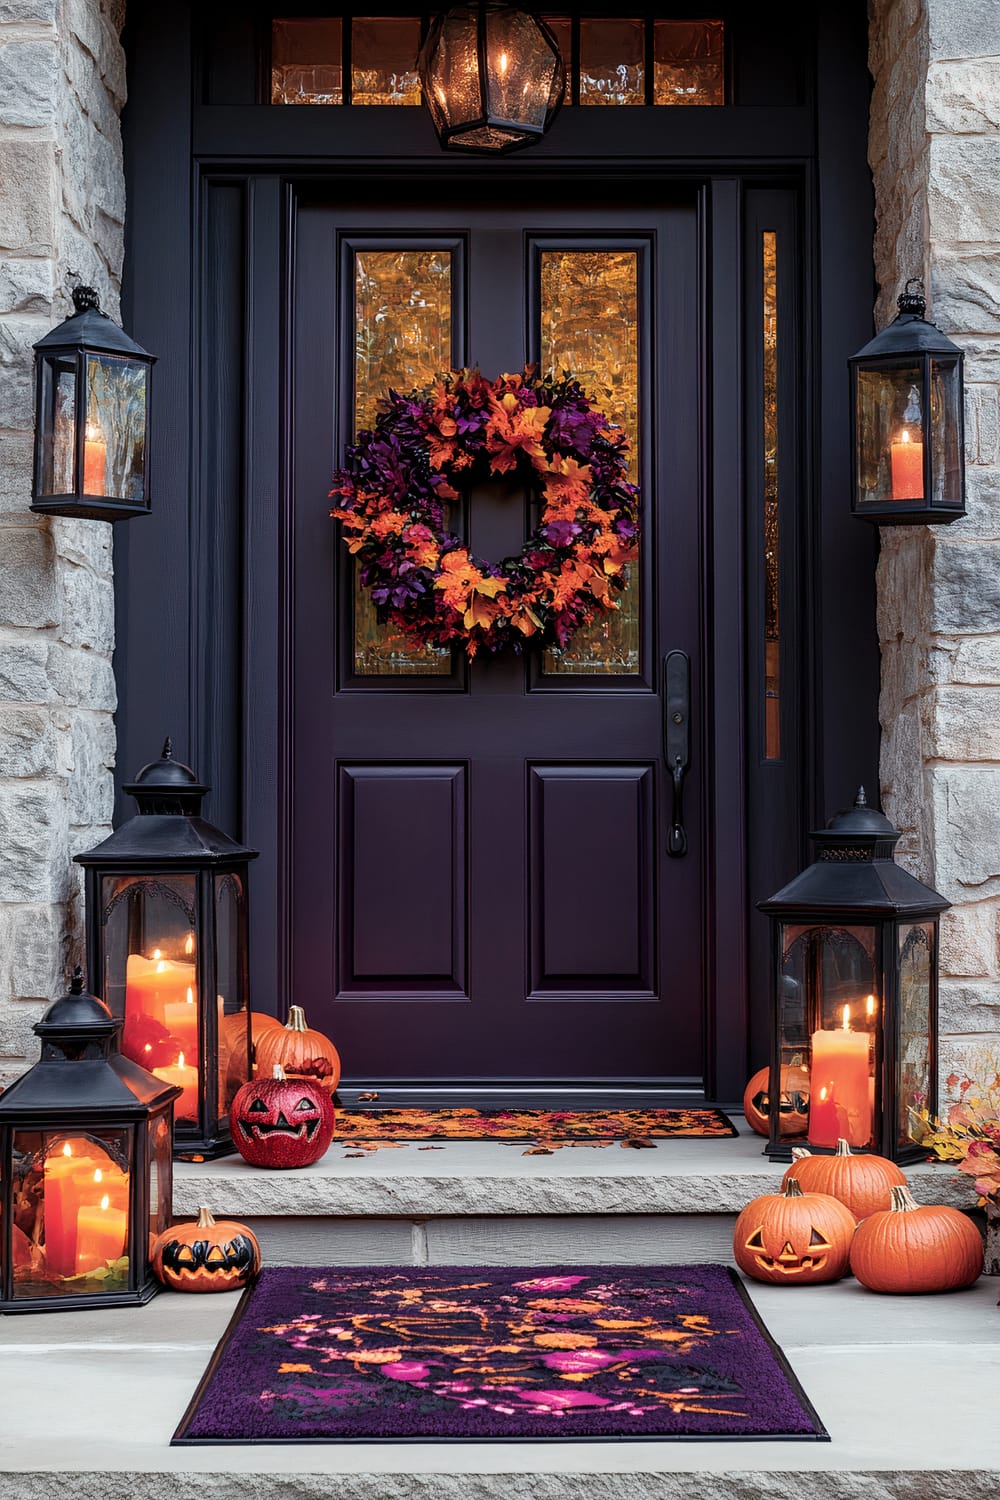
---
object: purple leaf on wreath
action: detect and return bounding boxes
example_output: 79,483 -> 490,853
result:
543,520 -> 581,549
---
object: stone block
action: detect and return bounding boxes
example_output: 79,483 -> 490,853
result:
0,139 -> 56,255
52,516 -> 113,575
923,685 -> 1000,760
0,996 -> 47,1064
47,642 -> 115,711
929,137 -> 1000,243
0,781 -> 68,901
0,256 -> 55,317
932,538 -> 1000,634
940,905 -> 996,978
0,2 -> 58,18
7,902 -> 65,1002
926,59 -> 1000,135
0,705 -> 53,776
952,636 -> 1000,685
952,336 -> 1000,384
875,528 -> 931,643
947,465 -> 1000,539
931,252 -> 1000,337
965,384 -> 1000,466
57,560 -> 114,653
0,316 -> 41,431
928,0 -> 1000,61
930,765 -> 1000,902
0,634 -> 50,702
0,37 -> 58,127
0,529 -> 57,628
68,711 -> 115,825
0,433 -> 37,520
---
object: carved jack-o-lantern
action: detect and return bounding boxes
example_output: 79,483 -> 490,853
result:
151,1206 -> 261,1293
733,1178 -> 856,1285
743,1064 -> 811,1139
230,1065 -> 335,1169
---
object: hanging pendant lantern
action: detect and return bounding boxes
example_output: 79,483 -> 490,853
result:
418,3 -> 565,154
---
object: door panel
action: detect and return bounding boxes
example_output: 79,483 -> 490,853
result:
291,181 -> 704,1085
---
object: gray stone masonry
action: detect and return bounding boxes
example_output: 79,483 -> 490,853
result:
871,0 -> 1000,1097
0,0 -> 124,1073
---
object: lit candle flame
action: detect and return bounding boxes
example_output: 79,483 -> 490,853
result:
152,948 -> 162,961
93,1168 -> 103,1184
184,934 -> 194,956
499,50 -> 509,75
62,1141 -> 72,1158
186,986 -> 194,1005
819,1085 -> 829,1102
178,1052 -> 186,1068
155,960 -> 168,974
100,1194 -> 110,1213
840,1003 -> 851,1031
866,994 -> 876,1020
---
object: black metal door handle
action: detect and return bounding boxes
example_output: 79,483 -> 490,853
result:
663,651 -> 690,858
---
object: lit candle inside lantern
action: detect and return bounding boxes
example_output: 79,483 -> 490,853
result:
75,1193 -> 127,1275
43,1141 -> 95,1276
125,951 -> 197,1032
808,1084 -> 840,1149
152,1050 -> 199,1122
82,420 -> 107,496
890,386 -> 924,501
809,1004 -> 873,1149
163,984 -> 199,1060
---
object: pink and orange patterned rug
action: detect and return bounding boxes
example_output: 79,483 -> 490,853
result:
334,1106 -> 736,1151
174,1264 -> 826,1444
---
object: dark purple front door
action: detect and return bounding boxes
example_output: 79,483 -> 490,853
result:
290,182 -> 704,1086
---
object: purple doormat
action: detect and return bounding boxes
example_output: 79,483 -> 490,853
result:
174,1264 -> 827,1445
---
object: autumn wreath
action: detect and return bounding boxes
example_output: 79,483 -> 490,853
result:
330,366 -> 639,659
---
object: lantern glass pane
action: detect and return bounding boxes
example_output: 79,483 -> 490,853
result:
352,17 -> 421,105
580,19 -> 644,105
429,9 -> 481,129
148,1109 -> 173,1246
542,16 -> 571,103
271,17 -> 343,104
38,355 -> 77,496
781,924 -> 877,1150
485,7 -> 558,128
855,364 -> 924,506
931,358 -> 962,507
898,923 -> 934,1152
101,873 -> 199,1121
84,353 -> 147,502
12,1130 -> 132,1301
215,872 -> 250,1121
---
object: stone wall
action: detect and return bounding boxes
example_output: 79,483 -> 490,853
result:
0,0 -> 124,1072
871,0 -> 1000,1089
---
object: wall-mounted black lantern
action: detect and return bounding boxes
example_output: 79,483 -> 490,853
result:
849,279 -> 965,524
75,742 -> 258,1160
32,285 -> 155,522
758,789 -> 948,1165
418,2 -> 564,154
0,969 -> 178,1313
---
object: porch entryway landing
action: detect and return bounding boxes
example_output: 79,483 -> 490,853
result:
4,1119 -> 997,1496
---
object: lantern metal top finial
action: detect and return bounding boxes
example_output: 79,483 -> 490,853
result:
123,739 -> 209,815
897,278 -> 926,319
855,786 -> 867,807
70,285 -> 103,317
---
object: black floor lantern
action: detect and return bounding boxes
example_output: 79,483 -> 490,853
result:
758,790 -> 949,1165
32,285 -> 155,522
849,279 -> 965,524
75,742 -> 258,1160
0,969 -> 178,1314
418,3 -> 564,154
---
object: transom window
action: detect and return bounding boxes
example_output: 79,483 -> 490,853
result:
270,15 -> 725,107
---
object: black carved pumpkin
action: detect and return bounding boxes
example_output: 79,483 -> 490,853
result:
151,1206 -> 261,1292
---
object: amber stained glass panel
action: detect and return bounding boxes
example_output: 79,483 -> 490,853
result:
654,20 -> 724,106
271,18 -> 343,104
540,250 -> 640,675
763,231 -> 780,758
352,18 -> 422,105
353,249 -> 453,675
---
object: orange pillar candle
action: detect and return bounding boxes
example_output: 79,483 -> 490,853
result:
163,985 -> 199,1061
75,1194 -> 128,1274
152,1051 -> 200,1122
890,431 -> 923,500
43,1142 -> 96,1276
808,1084 -> 840,1149
809,1004 -> 873,1149
125,953 -> 197,1031
82,422 -> 107,495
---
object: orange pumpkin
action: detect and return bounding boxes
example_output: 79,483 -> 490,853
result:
782,1138 -> 906,1222
151,1206 -> 261,1293
733,1177 -> 856,1285
254,1005 -> 341,1094
221,1010 -> 284,1091
849,1185 -> 983,1294
743,1064 -> 810,1139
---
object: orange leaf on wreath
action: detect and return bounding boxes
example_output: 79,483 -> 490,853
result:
542,456 -> 593,508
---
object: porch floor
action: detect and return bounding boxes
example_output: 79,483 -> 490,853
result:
4,1119 -> 997,1496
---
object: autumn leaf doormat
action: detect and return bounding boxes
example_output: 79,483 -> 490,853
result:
174,1264 -> 826,1444
333,1106 -> 737,1145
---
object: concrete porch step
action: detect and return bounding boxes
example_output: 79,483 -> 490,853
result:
173,1116 -> 979,1267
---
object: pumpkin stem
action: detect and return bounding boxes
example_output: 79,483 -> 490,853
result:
835,1139 -> 854,1157
286,1005 -> 308,1033
196,1206 -> 216,1228
889,1184 -> 919,1213
784,1178 -> 805,1198
272,1064 -> 287,1080
791,1147 -> 811,1162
